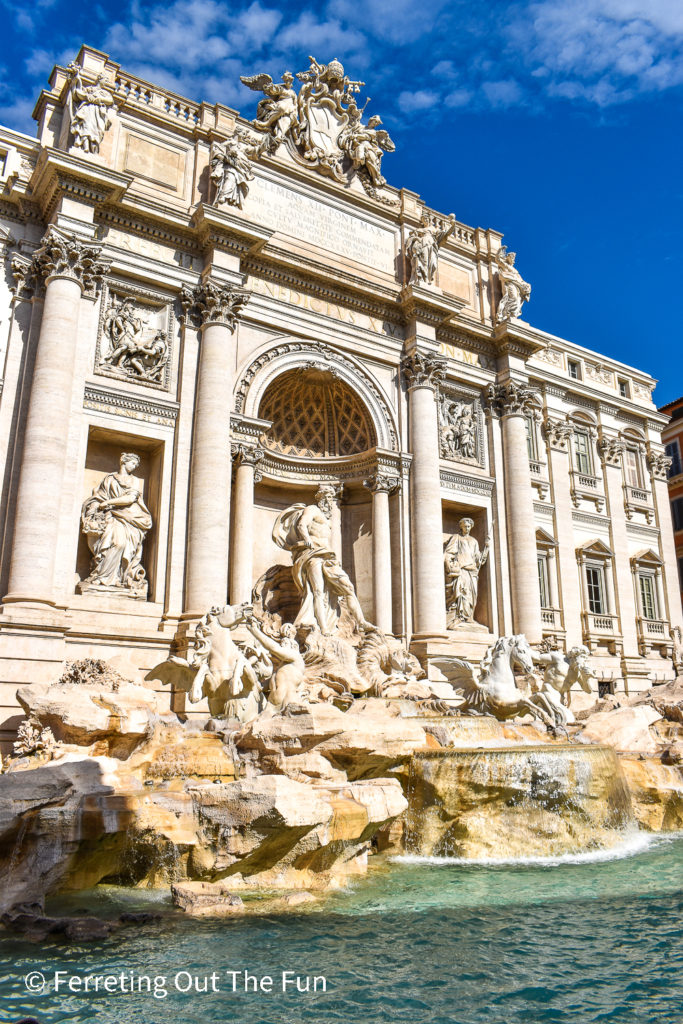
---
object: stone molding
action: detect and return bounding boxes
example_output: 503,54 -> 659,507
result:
401,351 -> 447,390
180,280 -> 249,329
440,470 -> 495,495
363,472 -> 400,495
542,416 -> 574,452
485,380 -> 538,418
83,383 -> 179,425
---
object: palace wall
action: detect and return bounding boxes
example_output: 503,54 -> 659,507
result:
0,44 -> 679,747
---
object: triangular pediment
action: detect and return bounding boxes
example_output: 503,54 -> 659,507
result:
536,527 -> 558,547
576,538 -> 614,558
631,548 -> 663,567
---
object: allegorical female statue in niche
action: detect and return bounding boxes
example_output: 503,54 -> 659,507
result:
444,517 -> 490,629
78,452 -> 152,599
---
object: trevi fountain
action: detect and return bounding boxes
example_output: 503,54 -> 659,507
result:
0,46 -> 681,1024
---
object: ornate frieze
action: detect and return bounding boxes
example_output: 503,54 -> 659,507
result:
495,246 -> 531,323
96,289 -> 172,388
240,56 -> 396,202
597,436 -> 626,467
363,472 -> 399,495
485,380 -> 538,417
646,450 -> 672,480
83,384 -> 179,426
440,470 -> 495,495
180,281 -> 249,329
405,214 -> 455,286
535,344 -> 563,368
585,362 -> 614,387
542,417 -> 574,452
401,351 -> 447,390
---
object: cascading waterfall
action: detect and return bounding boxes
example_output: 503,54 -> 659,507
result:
404,743 -> 635,859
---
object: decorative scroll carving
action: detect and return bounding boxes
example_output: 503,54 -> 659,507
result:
210,130 -> 259,209
240,56 -> 395,201
495,246 -> 531,323
232,443 -> 265,482
536,344 -> 563,368
405,214 -> 455,285
180,281 -> 249,329
585,362 -> 613,387
646,450 -> 672,480
485,381 -> 537,417
66,64 -> 115,154
31,227 -> 110,298
98,295 -> 168,383
543,417 -> 574,452
401,351 -> 447,390
77,452 -> 152,599
597,436 -> 626,467
439,396 -> 478,462
363,473 -> 399,495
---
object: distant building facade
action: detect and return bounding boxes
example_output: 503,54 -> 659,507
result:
0,45 -> 680,746
660,395 -> 683,612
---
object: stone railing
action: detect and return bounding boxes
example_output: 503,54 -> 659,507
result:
623,483 -> 654,524
570,470 -> 605,512
541,608 -> 563,629
639,618 -> 667,638
114,71 -> 201,126
585,612 -> 617,633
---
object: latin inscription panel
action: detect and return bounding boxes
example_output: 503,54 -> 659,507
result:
243,175 -> 396,272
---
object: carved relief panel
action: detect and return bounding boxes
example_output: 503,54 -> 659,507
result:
438,389 -> 486,469
95,283 -> 174,390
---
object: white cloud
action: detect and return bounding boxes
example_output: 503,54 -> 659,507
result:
397,88 -> 439,113
327,0 -> 451,45
481,79 -> 525,108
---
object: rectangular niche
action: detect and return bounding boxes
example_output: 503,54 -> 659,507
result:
442,502 -> 492,632
76,428 -> 164,603
94,281 -> 174,391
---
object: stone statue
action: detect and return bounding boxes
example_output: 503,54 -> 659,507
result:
67,64 -> 115,154
444,518 -> 490,628
433,635 -> 567,732
240,70 -> 298,145
241,56 -> 395,199
272,485 -> 373,636
338,106 -> 395,188
146,604 -> 267,722
78,452 -> 152,599
439,398 -> 477,461
100,296 -> 168,382
405,214 -> 455,285
495,246 -> 531,322
534,645 -> 596,709
244,616 -> 306,710
210,132 -> 256,209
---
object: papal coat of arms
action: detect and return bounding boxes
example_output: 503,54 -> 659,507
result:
240,56 -> 396,202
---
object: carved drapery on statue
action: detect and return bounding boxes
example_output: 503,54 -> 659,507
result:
444,518 -> 490,629
66,64 -> 115,154
439,396 -> 478,462
272,487 -> 372,636
240,56 -> 395,202
209,130 -> 259,209
405,214 -> 455,286
495,246 -> 531,323
98,294 -> 168,384
78,453 -> 152,599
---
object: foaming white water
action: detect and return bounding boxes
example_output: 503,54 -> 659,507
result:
394,831 -> 657,869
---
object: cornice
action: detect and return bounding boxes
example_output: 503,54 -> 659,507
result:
190,202 -> 273,256
440,470 -> 494,495
492,319 -> 546,359
399,283 -> 467,327
28,148 -> 132,223
95,204 -> 200,256
83,383 -> 179,425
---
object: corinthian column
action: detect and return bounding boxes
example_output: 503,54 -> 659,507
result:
402,351 -> 447,636
487,381 -> 543,643
5,228 -> 109,605
181,281 -> 249,615
229,444 -> 263,605
364,472 -> 399,633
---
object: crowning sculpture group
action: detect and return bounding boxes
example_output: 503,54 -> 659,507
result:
67,52 -> 568,735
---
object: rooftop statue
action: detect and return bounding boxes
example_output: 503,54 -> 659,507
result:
209,131 -> 258,209
405,213 -> 455,286
272,485 -> 373,636
495,245 -> 531,322
66,64 -> 115,154
78,452 -> 152,599
241,56 -> 395,200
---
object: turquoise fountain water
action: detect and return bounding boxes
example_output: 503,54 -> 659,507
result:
2,834 -> 682,1024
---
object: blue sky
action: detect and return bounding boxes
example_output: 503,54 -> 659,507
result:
1,0 -> 681,404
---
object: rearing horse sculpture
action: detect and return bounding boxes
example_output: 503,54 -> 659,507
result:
432,634 -> 565,732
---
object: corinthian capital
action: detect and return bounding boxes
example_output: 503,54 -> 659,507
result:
32,227 -> 110,297
646,450 -> 672,480
364,472 -> 399,495
181,280 -> 250,330
542,416 -> 574,452
485,380 -> 538,417
401,351 -> 447,390
597,436 -> 625,467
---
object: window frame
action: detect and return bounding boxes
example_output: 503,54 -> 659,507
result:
585,561 -> 607,615
666,440 -> 682,478
573,429 -> 593,476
